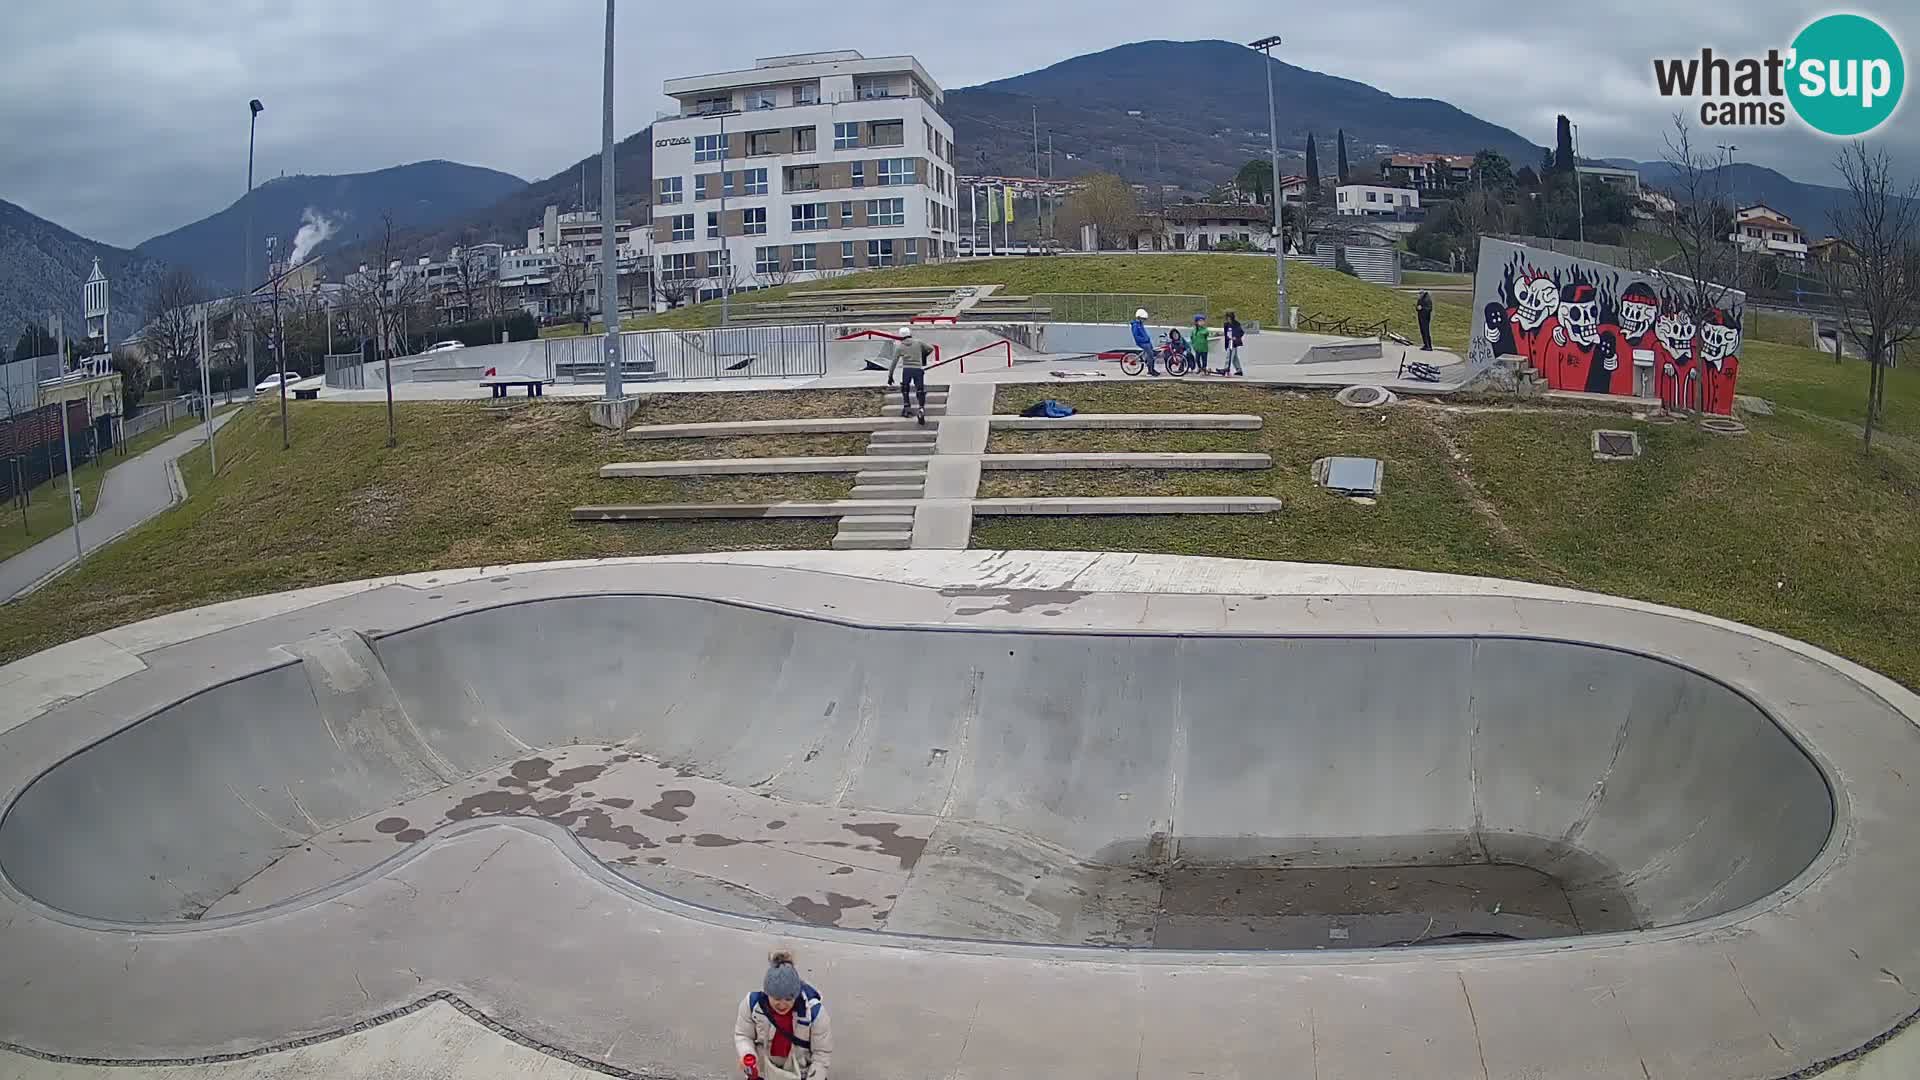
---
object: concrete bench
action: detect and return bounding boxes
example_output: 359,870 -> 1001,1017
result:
481,375 -> 547,398
290,376 -> 326,400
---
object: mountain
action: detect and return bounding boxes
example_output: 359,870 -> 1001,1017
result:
946,40 -> 1544,190
323,128 -> 657,278
0,198 -> 169,352
134,160 -> 526,292
1629,160 -> 1855,240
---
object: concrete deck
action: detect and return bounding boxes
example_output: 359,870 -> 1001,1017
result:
988,413 -> 1263,431
0,552 -> 1916,1079
625,413 -> 1264,439
980,452 -> 1271,470
599,456 -> 919,477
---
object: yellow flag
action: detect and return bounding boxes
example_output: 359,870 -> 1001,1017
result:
1004,187 -> 1015,224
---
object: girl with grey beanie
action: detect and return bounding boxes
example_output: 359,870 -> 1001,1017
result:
733,950 -> 832,1080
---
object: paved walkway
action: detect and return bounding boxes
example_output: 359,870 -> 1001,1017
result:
0,413 -> 234,602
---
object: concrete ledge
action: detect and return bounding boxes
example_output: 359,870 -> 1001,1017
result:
972,496 -> 1282,515
573,500 -> 917,521
600,456 -> 922,477
626,417 -> 909,439
1545,389 -> 1663,410
989,413 -> 1263,431
982,453 -> 1271,470
1300,340 -> 1384,364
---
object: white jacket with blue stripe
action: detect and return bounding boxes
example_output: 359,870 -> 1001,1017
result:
734,985 -> 831,1078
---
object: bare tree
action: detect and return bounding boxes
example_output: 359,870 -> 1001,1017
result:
549,248 -> 589,325
0,374 -> 31,531
655,270 -> 699,310
1820,142 -> 1920,452
140,268 -> 204,390
1450,189 -> 1511,271
1655,115 -> 1743,322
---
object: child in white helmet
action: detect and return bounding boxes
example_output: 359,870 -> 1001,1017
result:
886,326 -> 934,423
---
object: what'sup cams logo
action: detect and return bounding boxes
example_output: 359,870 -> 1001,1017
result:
1653,13 -> 1905,135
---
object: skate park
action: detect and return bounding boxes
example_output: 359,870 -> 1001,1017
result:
2,551 -> 1919,1078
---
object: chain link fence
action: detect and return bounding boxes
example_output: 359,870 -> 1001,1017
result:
549,325 -> 829,382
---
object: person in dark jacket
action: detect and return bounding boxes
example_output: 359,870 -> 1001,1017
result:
1219,312 -> 1245,375
1416,291 -> 1434,351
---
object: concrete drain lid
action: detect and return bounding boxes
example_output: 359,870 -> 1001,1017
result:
1592,430 -> 1643,461
1314,456 -> 1384,497
1700,416 -> 1749,437
1335,384 -> 1396,409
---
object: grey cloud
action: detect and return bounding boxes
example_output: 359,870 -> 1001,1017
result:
3,1 -> 1914,246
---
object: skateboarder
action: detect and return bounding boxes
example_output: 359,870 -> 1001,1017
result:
887,326 -> 934,424
735,950 -> 832,1080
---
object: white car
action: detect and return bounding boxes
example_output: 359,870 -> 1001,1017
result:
422,340 -> 466,355
255,372 -> 299,393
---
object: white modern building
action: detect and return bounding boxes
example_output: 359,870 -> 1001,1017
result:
649,50 -> 959,297
1335,184 -> 1420,216
1732,204 -> 1809,260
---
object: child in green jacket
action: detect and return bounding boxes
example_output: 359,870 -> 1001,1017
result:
1191,315 -> 1212,376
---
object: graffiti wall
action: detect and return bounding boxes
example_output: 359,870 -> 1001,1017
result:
1470,238 -> 1744,414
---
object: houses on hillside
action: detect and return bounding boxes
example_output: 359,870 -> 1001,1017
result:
1732,204 -> 1810,260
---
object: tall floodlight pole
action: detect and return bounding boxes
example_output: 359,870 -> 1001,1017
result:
599,0 -> 622,399
245,99 -> 263,392
1718,143 -> 1740,289
1032,105 -> 1041,246
1249,36 -> 1289,329
719,111 -> 731,327
199,305 -> 216,474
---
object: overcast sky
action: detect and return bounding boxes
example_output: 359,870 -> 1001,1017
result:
4,0 -> 1914,247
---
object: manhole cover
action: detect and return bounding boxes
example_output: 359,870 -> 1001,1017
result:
1315,456 -> 1384,496
1591,430 -> 1642,461
1700,416 -> 1749,437
1335,384 -> 1396,409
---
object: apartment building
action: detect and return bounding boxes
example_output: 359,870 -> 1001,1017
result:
1335,184 -> 1420,216
1732,204 -> 1809,260
650,50 -> 958,296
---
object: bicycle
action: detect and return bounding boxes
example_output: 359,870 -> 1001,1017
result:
1118,341 -> 1191,377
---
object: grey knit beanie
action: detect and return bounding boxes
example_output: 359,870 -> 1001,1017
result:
764,950 -> 803,999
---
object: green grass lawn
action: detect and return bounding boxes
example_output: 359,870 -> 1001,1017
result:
0,409 -> 219,563
628,255 -> 1473,352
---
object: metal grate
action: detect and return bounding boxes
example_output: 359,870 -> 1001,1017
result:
1321,456 -> 1384,496
1590,430 -> 1643,460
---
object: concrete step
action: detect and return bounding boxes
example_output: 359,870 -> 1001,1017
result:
831,530 -> 914,551
870,428 -> 942,444
880,404 -> 948,417
868,442 -> 935,456
836,514 -> 917,533
849,484 -> 924,500
854,469 -> 927,484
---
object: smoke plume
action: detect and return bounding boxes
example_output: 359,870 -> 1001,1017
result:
288,207 -> 338,265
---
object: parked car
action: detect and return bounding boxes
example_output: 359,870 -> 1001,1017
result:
254,372 -> 299,393
422,340 -> 466,355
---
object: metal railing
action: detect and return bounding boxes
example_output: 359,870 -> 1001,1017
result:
1026,293 -> 1210,323
548,324 -> 828,382
323,352 -> 365,389
116,398 -> 195,442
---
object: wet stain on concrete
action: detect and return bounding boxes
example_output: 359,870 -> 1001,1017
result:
647,857 -> 668,865
692,834 -> 742,848
611,753 -> 633,763
600,798 -> 635,810
544,764 -> 605,792
766,820 -> 787,830
666,835 -> 685,844
643,790 -> 696,822
939,586 -> 1091,615
843,822 -> 928,869
395,829 -> 426,843
498,758 -> 554,790
375,818 -> 410,835
447,789 -> 573,820
831,866 -> 854,875
550,806 -> 658,850
786,892 -> 874,925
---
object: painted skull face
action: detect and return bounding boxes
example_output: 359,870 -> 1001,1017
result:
1483,302 -> 1506,343
1700,319 -> 1740,365
1618,290 -> 1659,340
1656,311 -> 1696,360
1558,284 -> 1601,346
1516,277 -> 1558,330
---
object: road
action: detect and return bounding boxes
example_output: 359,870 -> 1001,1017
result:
0,411 -> 235,602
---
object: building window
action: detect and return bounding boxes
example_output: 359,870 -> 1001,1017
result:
661,253 -> 696,280
852,161 -> 864,188
671,214 -> 694,242
707,212 -> 721,239
755,246 -> 782,274
693,95 -> 730,115
792,203 -> 827,231
792,243 -> 817,271
694,135 -> 723,163
794,126 -> 816,153
856,79 -> 890,100
742,207 -> 767,235
834,122 -> 859,149
840,201 -> 854,223
904,238 -> 920,264
870,120 -> 904,147
924,121 -> 934,149
1366,191 -> 1377,203
868,198 -> 904,226
743,168 -> 768,196
659,176 -> 683,204
786,165 -> 819,192
745,88 -> 778,111
842,240 -> 856,264
793,83 -> 818,105
867,238 -> 895,266
878,158 -> 912,186
746,130 -> 778,156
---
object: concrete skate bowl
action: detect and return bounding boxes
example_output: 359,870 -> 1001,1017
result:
0,595 -> 1836,952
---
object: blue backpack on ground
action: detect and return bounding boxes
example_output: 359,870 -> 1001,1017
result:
1020,399 -> 1077,418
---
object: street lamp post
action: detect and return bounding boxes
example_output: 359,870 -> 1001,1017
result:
719,111 -> 730,327
245,99 -> 263,393
599,0 -> 622,401
1717,143 -> 1741,290
1248,36 -> 1290,330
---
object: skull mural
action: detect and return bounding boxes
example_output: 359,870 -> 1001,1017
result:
1656,309 -> 1696,361
1618,283 -> 1659,341
1699,308 -> 1740,366
1516,274 -> 1559,330
1556,283 -> 1601,346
